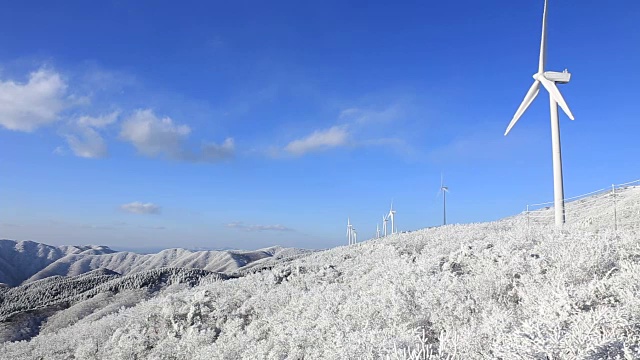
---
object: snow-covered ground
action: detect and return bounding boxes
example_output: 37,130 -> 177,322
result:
1,186 -> 640,359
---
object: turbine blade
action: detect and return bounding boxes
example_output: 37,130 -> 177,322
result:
539,0 -> 549,73
539,76 -> 575,120
505,80 -> 540,136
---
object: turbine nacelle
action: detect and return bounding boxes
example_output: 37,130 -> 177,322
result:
532,70 -> 571,84
542,70 -> 571,84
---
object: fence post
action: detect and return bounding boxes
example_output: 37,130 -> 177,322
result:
612,184 -> 617,232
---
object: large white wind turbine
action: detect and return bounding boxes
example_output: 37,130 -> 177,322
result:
504,0 -> 575,226
388,202 -> 397,235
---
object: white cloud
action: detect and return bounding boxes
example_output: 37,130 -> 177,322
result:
0,69 -> 68,132
119,109 -> 234,162
201,138 -> 235,161
225,222 -> 293,232
284,126 -> 349,156
120,109 -> 190,158
120,202 -> 161,215
64,126 -> 108,159
62,111 -> 120,159
76,112 -> 119,128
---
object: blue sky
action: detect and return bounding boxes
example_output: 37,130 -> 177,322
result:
0,0 -> 638,251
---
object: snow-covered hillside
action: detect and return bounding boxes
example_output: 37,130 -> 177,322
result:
0,267 -> 224,342
1,186 -> 640,359
0,240 -> 312,286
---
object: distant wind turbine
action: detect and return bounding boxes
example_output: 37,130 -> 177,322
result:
382,214 -> 388,237
388,201 -> 397,235
438,174 -> 449,225
504,0 -> 575,227
376,223 -> 380,239
346,218 -> 353,245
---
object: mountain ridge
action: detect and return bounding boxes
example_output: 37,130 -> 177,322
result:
0,239 -> 312,287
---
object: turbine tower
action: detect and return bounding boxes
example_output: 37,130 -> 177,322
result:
346,218 -> 353,245
388,202 -> 397,234
439,174 -> 449,225
382,214 -> 388,237
376,223 -> 381,239
504,0 -> 575,227
352,228 -> 357,244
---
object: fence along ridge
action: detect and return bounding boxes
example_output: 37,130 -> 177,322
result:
523,178 -> 640,230
526,178 -> 640,211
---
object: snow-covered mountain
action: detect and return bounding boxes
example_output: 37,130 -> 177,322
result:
0,240 -> 312,286
0,240 -> 116,287
1,185 -> 639,359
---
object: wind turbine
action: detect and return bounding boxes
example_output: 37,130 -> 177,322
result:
346,218 -> 353,245
352,228 -> 358,244
382,214 -> 388,237
438,174 -> 449,225
376,223 -> 381,239
388,202 -> 397,234
504,0 -> 575,226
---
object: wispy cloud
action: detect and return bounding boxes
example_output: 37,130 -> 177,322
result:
201,138 -> 235,161
62,111 -> 119,158
0,222 -> 23,228
274,101 -> 412,158
139,225 -> 166,230
53,146 -> 67,156
338,105 -> 403,125
284,125 -> 349,156
120,202 -> 161,215
120,109 -> 234,162
0,68 -> 68,132
64,126 -> 109,158
225,222 -> 293,232
76,112 -> 119,128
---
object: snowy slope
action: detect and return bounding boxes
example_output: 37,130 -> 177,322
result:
0,267 -> 224,342
1,187 -> 639,359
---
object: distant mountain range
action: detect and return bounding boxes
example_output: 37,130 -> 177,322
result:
0,239 -> 312,287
